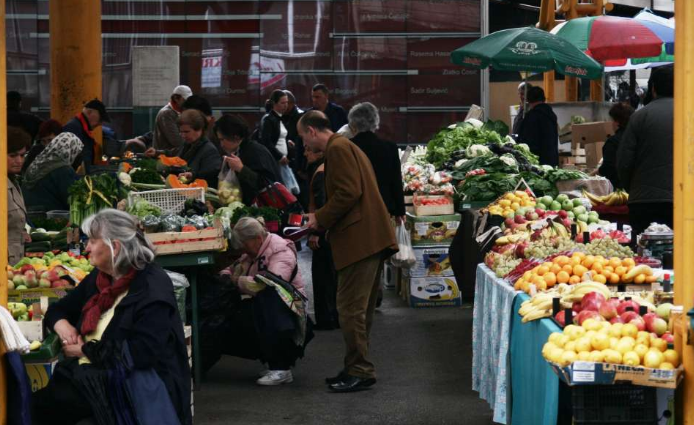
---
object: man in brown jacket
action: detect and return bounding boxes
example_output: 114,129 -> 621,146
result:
300,110 -> 397,393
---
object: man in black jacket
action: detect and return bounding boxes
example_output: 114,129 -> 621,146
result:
348,102 -> 406,221
309,84 -> 348,132
7,91 -> 43,140
518,87 -> 559,166
61,98 -> 109,173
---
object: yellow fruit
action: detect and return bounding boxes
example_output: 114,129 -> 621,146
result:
582,255 -> 596,268
544,272 -> 557,287
548,332 -> 563,344
560,350 -> 578,367
609,337 -> 620,350
555,335 -> 570,349
543,342 -> 558,358
634,274 -> 646,284
634,344 -> 649,361
651,338 -> 668,352
549,347 -> 565,363
537,266 -> 550,276
562,264 -> 574,274
589,350 -> 605,363
511,202 -> 520,210
594,274 -> 607,284
591,333 -> 610,351
499,199 -> 511,207
555,256 -> 570,267
565,341 -> 577,353
623,351 -> 641,366
573,265 -> 588,278
557,271 -> 570,284
663,349 -> 680,367
564,325 -> 583,339
608,273 -> 620,284
615,266 -> 628,277
622,258 -> 636,268
644,350 -> 664,368
659,362 -> 675,370
621,324 -> 638,338
578,351 -> 592,361
585,330 -> 598,340
582,318 -> 603,332
603,349 -> 623,364
575,337 -> 593,353
616,338 -> 635,355
608,323 -> 624,338
550,264 -> 562,275
569,275 -> 581,285
591,262 -> 603,273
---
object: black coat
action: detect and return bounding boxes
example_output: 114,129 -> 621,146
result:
44,263 -> 192,425
282,107 -> 306,172
310,102 -> 348,133
236,138 -> 282,205
62,115 -> 93,170
598,128 -> 623,189
176,137 -> 223,188
8,108 -> 43,140
518,103 -> 559,167
259,111 -> 285,161
351,131 -> 406,217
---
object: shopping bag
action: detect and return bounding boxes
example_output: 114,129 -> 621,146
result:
253,180 -> 300,211
391,224 -> 416,268
279,164 -> 300,195
217,164 -> 243,205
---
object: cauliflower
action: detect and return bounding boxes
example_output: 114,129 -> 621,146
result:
499,154 -> 517,167
466,144 -> 491,158
504,135 -> 516,145
118,172 -> 132,187
465,118 -> 484,129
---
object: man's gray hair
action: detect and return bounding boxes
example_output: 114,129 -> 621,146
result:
348,102 -> 380,133
230,217 -> 267,250
81,209 -> 155,276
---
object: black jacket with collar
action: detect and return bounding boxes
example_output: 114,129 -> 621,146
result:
234,138 -> 282,205
174,137 -> 222,188
518,102 -> 559,167
44,263 -> 192,425
351,131 -> 406,217
259,111 -> 285,161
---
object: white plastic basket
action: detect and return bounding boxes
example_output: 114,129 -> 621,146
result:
128,188 -> 205,216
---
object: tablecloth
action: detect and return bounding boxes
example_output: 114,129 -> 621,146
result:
472,265 -> 518,424
509,293 -> 561,425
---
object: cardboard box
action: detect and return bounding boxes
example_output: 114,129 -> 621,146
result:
24,361 -> 58,392
408,276 -> 462,308
550,361 -> 684,389
8,287 -> 71,305
406,213 -> 460,246
17,320 -> 45,342
571,121 -> 614,149
405,247 -> 454,278
584,141 -> 605,168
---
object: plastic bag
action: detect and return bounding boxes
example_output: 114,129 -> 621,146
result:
391,224 -> 416,268
279,164 -> 300,195
166,270 -> 190,323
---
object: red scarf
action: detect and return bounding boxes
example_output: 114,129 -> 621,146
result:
76,113 -> 93,138
81,268 -> 137,335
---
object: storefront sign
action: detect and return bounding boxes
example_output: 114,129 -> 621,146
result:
132,46 -> 180,107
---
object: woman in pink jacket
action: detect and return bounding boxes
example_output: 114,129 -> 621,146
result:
221,217 -> 309,386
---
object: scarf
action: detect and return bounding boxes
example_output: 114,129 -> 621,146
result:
81,268 -> 138,336
77,113 -> 94,138
23,132 -> 83,188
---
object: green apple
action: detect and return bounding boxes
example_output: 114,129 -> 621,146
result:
577,213 -> 589,222
556,194 -> 570,204
573,206 -> 587,215
588,211 -> 599,219
567,211 -> 575,219
562,200 -> 574,211
550,201 -> 562,211
572,198 -> 583,207
588,216 -> 600,224
536,203 -> 547,210
541,196 -> 554,206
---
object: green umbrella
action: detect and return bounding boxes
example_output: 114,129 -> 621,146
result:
450,27 -> 604,80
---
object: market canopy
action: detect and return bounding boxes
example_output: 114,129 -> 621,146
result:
450,27 -> 604,80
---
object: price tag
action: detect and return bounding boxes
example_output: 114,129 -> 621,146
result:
197,257 -> 210,265
572,371 -> 595,383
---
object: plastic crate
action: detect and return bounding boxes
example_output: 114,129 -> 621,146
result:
128,187 -> 205,216
572,385 -> 658,424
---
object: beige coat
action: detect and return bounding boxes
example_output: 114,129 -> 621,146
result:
8,177 -> 27,266
315,134 -> 397,270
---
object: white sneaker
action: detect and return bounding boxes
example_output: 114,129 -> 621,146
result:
256,370 -> 293,386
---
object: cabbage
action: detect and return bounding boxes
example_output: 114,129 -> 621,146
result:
465,144 -> 491,158
499,154 -> 517,167
465,118 -> 484,128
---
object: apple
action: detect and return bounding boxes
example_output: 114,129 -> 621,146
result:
550,201 -> 562,211
575,310 -> 602,326
581,292 -> 607,312
540,196 -> 554,206
599,301 -> 618,320
620,311 -> 641,324
7,280 -> 14,290
24,271 -> 37,288
562,218 -> 573,228
51,279 -> 70,288
643,312 -> 658,329
630,317 -> 647,332
557,210 -> 568,219
577,213 -> 589,223
514,215 -> 527,224
12,275 -> 24,286
7,270 -> 14,280
572,301 -> 582,313
555,310 -> 576,327
15,285 -> 27,290
55,268 -> 67,277
562,200 -> 574,211
514,242 -> 528,258
651,318 -> 668,336
535,208 -> 546,217
573,206 -> 587,216
556,194 -> 569,204
656,303 -> 674,321
39,278 -> 51,288
610,316 -> 625,324
617,300 -> 641,315
662,332 -> 675,344
566,211 -> 575,220
20,264 -> 34,274
572,198 -> 583,208
504,218 -> 515,228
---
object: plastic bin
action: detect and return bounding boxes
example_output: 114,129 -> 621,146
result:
46,210 -> 70,220
572,385 -> 657,424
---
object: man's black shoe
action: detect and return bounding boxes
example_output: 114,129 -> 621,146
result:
325,371 -> 347,385
329,375 -> 376,393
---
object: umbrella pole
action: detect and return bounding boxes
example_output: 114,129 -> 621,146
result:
523,74 -> 529,118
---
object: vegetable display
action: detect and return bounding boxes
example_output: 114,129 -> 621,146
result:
69,174 -> 125,225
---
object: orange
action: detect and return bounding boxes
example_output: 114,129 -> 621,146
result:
622,258 -> 636,268
542,262 -> 553,269
609,257 -> 622,269
557,271 -> 571,284
550,264 -> 562,274
544,272 -> 557,287
608,273 -> 620,284
594,255 -> 606,264
591,262 -> 603,273
594,274 -> 607,284
532,275 -> 545,286
603,266 -> 615,273
532,266 -> 540,273
569,275 -> 581,284
562,264 -> 574,274
555,256 -> 570,267
570,257 -> 582,267
573,264 -> 588,278
573,252 -> 586,261
634,274 -> 646,284
514,279 -> 523,290
536,280 -> 547,291
615,266 -> 628,277
537,266 -> 550,276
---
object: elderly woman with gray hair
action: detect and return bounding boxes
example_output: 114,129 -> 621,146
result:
34,209 -> 191,425
349,102 -> 406,222
219,216 -> 310,386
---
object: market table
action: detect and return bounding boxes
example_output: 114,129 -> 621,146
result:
472,265 -> 517,423
473,264 -> 563,425
155,251 -> 215,388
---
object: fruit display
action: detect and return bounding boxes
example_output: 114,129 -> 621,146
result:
486,190 -> 537,217
8,302 -> 30,321
518,282 -> 610,323
535,194 -> 599,224
401,164 -> 455,196
542,320 -> 678,370
583,189 -> 629,207
9,251 -> 93,290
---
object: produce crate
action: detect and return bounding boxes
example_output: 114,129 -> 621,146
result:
128,187 -> 205,216
550,361 -> 684,389
22,334 -> 61,393
22,333 -> 61,363
147,223 -> 225,255
406,246 -> 454,278
413,195 -> 454,216
8,288 -> 71,305
406,276 -> 462,308
572,385 -> 657,425
406,213 -> 461,246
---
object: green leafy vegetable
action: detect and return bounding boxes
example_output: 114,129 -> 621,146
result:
130,168 -> 164,185
426,124 -> 505,168
127,199 -> 162,219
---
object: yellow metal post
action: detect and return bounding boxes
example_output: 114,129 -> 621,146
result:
590,79 -> 603,102
565,76 -> 578,101
0,0 -> 8,421
673,1 -> 694,424
49,0 -> 103,158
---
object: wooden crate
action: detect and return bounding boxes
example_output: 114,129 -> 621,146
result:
147,224 -> 225,255
413,195 -> 454,216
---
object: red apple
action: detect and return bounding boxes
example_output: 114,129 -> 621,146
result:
554,310 -> 576,327
599,301 -> 618,320
643,312 -> 658,332
514,215 -> 527,224
662,333 -> 675,344
51,279 -> 70,288
630,317 -> 646,332
610,316 -> 625,324
20,265 -> 34,274
620,311 -> 641,324
572,301 -> 582,313
46,270 -> 60,282
575,310 -> 603,326
504,218 -> 515,228
581,292 -> 606,312
558,210 -> 568,219
617,300 -> 641,315
38,278 -> 51,288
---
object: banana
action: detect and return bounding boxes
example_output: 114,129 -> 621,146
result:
522,309 -> 552,323
623,264 -> 654,281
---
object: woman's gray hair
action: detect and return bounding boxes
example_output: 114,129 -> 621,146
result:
230,217 -> 267,250
348,102 -> 380,133
81,209 -> 155,276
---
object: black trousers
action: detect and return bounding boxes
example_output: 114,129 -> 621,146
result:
629,202 -> 673,244
311,242 -> 339,328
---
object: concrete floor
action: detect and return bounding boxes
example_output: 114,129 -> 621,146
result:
194,290 -> 495,425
